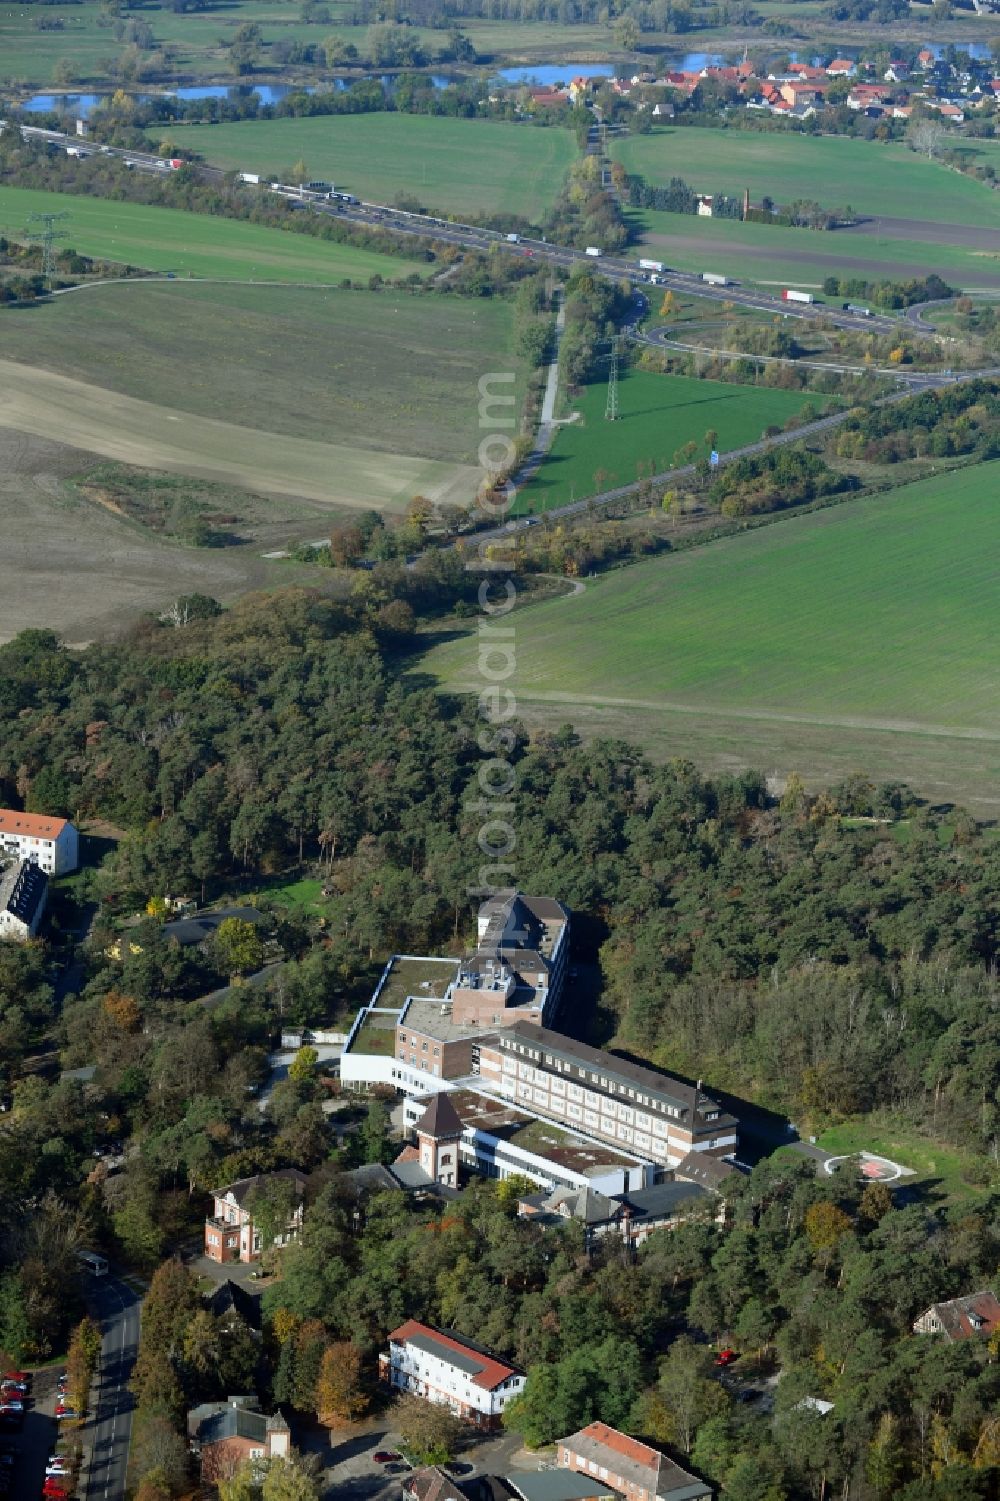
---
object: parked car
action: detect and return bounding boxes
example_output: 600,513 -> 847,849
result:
373,1452 -> 401,1464
0,1404 -> 22,1417
714,1349 -> 738,1367
54,1408 -> 77,1422
42,1484 -> 70,1500
1,1376 -> 27,1388
46,1460 -> 71,1477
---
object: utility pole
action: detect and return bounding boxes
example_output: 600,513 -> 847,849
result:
604,334 -> 622,421
26,210 -> 70,286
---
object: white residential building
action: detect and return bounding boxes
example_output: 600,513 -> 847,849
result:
379,1322 -> 525,1430
0,810 -> 79,875
0,860 -> 48,942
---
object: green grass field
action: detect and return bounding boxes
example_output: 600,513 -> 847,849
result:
423,462 -> 1000,809
0,184 -> 420,281
164,115 -> 577,221
521,369 -> 821,510
624,206 -> 1000,293
0,280 -> 522,464
612,128 -> 1000,229
818,1117 -> 989,1205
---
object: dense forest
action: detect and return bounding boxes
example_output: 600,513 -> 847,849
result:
2,584 -> 1000,1500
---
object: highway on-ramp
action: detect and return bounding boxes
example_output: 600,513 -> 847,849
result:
84,1272 -> 141,1501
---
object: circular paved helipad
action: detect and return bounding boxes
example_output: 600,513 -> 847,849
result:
823,1152 -> 906,1182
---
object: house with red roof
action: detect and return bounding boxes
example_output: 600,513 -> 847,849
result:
380,1322 -> 525,1429
826,58 -> 856,76
557,1423 -> 712,1501
914,1291 -> 1000,1340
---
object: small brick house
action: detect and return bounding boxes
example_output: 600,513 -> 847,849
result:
188,1397 -> 290,1482
557,1422 -> 712,1501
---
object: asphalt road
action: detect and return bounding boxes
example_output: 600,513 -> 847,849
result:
83,1274 -> 140,1501
12,123 -> 930,341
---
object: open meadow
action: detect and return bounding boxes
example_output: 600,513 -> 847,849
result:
422,463 -> 1000,809
612,128 -> 1000,229
0,280 -> 522,506
164,115 -> 577,221
520,368 -> 822,511
0,183 -> 421,281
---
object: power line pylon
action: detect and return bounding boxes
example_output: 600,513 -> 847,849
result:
605,334 -> 622,421
26,210 -> 71,285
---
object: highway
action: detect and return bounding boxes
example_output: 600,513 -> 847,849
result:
83,1272 -> 141,1501
14,121 -> 926,340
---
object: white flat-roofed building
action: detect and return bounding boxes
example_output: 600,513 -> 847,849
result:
0,810 -> 79,876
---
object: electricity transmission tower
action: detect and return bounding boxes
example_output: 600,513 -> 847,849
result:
604,334 -> 623,421
26,210 -> 70,284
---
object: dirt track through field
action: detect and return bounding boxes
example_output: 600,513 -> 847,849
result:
0,359 -> 479,510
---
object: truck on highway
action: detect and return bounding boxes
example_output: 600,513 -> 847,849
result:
843,302 -> 872,317
639,258 -> 664,273
240,171 -> 261,185
782,288 -> 814,304
585,246 -> 602,258
702,271 -> 729,286
506,232 -> 521,243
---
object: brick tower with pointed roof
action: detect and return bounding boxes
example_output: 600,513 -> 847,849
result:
415,1093 -> 464,1188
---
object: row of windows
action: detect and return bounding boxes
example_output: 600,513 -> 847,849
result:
502,1045 -> 687,1119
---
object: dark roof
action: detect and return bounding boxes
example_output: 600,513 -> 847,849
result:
0,860 -> 47,927
620,1181 -> 708,1221
506,1475 -> 616,1501
464,1478 -> 520,1501
542,1185 -> 622,1226
499,1023 -> 735,1128
211,1168 -> 308,1207
414,1092 -> 465,1140
206,1279 -> 262,1331
341,1163 -> 401,1194
188,1396 -> 281,1445
163,905 -> 266,947
673,1152 -> 740,1191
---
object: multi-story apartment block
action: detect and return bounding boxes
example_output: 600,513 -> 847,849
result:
558,1423 -> 712,1501
480,1023 -> 738,1170
203,1170 -> 307,1264
380,1321 -> 525,1430
0,810 -> 79,876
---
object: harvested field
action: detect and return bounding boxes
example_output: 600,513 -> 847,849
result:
0,429 -> 343,644
0,358 -> 472,508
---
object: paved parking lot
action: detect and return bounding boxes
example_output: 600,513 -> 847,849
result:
296,1418 -> 533,1501
3,1368 -> 60,1501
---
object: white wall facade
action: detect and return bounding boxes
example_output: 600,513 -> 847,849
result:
384,1339 -> 524,1420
